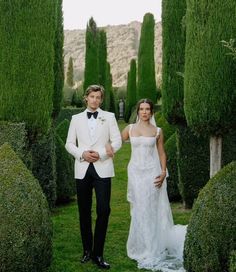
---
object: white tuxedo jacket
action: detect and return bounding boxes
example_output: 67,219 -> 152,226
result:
65,108 -> 122,179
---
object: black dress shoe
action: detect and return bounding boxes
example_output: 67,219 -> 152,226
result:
92,256 -> 110,269
80,250 -> 91,263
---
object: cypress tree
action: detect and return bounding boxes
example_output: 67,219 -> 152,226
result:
184,0 -> 236,176
83,17 -> 99,91
52,0 -> 64,119
104,62 -> 112,111
66,57 -> 74,87
137,13 -> 157,103
124,59 -> 137,123
0,0 -> 55,135
162,0 -> 186,125
110,88 -> 118,118
98,30 -> 107,88
162,0 -> 209,208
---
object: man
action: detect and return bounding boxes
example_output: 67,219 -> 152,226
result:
65,85 -> 122,269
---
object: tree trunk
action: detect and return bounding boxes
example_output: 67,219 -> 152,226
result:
210,135 -> 222,178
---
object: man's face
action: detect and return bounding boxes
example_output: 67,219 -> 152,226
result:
86,91 -> 103,111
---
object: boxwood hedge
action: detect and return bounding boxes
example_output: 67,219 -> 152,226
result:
184,161 -> 236,272
0,143 -> 53,272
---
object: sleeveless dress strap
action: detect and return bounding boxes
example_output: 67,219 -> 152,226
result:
129,124 -> 133,137
156,127 -> 161,138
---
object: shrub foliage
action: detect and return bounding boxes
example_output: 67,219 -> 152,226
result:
0,0 -> 55,135
164,132 -> 181,201
31,128 -> 57,209
137,13 -> 157,103
0,143 -> 52,272
184,161 -> 236,272
184,0 -> 236,135
176,126 -> 209,208
55,133 -> 75,203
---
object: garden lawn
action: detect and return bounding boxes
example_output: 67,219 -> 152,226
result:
49,121 -> 191,272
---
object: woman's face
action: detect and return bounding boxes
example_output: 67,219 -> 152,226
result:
138,102 -> 152,121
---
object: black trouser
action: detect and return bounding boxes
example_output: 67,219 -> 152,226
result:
76,163 -> 111,257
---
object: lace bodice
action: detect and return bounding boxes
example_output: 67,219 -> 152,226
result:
130,136 -> 158,169
129,125 -> 161,170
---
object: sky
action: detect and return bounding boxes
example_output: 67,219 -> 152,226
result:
62,0 -> 162,30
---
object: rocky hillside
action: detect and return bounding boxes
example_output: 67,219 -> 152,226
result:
64,21 -> 162,88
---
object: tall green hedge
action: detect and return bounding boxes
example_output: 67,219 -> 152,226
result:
55,107 -> 85,125
52,0 -> 64,119
55,120 -> 75,203
137,13 -> 157,103
104,62 -> 112,111
98,30 -> 107,88
184,0 -> 236,135
66,57 -> 74,87
230,250 -> 236,272
184,161 -> 236,272
162,0 -> 186,125
124,59 -> 137,123
31,128 -> 57,209
55,133 -> 75,203
56,119 -> 70,143
110,88 -> 119,118
155,113 -> 175,142
83,17 -> 99,91
0,121 -> 28,164
165,132 -> 181,201
222,129 -> 236,166
0,0 -> 55,135
0,143 -> 52,272
176,126 -> 209,208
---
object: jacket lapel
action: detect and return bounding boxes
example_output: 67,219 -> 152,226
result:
80,111 -> 92,142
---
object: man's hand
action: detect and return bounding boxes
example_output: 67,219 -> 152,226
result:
82,150 -> 100,163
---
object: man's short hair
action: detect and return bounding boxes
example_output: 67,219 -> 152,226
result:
85,85 -> 104,100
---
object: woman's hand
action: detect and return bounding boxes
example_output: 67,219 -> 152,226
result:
154,172 -> 166,188
105,143 -> 114,158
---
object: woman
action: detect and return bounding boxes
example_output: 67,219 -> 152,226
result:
121,98 -> 187,272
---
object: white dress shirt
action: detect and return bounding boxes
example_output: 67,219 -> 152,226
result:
87,110 -> 97,141
87,110 -> 98,141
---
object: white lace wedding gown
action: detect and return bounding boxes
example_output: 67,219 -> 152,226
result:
127,126 -> 187,272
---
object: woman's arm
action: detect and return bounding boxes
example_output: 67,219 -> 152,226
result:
121,125 -> 130,142
157,129 -> 167,173
154,129 -> 167,188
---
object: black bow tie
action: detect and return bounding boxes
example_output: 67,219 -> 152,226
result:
87,111 -> 98,119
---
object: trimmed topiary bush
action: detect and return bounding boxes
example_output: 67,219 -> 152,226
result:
165,132 -> 181,201
230,250 -> 236,272
55,133 -> 75,203
176,126 -> 209,208
0,121 -> 32,168
0,121 -> 26,156
31,128 -> 57,209
128,106 -> 138,124
154,111 -> 162,122
223,129 -> 236,166
0,143 -> 52,272
155,114 -> 175,142
56,119 -> 70,143
55,106 -> 85,126
184,161 -> 236,272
